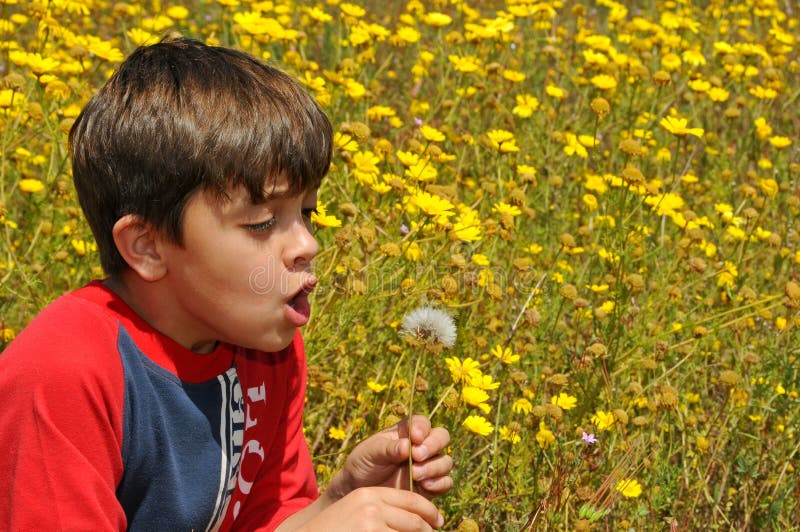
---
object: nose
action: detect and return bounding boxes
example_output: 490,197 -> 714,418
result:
284,217 -> 318,271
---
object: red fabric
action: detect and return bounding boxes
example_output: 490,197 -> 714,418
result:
0,281 -> 317,531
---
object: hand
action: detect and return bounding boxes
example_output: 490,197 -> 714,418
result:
330,415 -> 454,500
301,486 -> 445,531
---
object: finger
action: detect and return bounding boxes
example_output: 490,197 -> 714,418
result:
417,475 -> 454,497
409,414 -> 432,444
412,426 -> 450,462
413,454 -> 454,482
380,488 -> 444,530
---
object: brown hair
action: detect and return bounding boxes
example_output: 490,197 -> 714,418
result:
69,36 -> 333,275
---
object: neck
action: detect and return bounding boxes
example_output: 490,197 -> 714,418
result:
105,273 -> 217,354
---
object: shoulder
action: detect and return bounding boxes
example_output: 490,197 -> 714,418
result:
1,284 -> 124,387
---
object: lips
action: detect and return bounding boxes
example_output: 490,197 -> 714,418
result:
284,276 -> 317,327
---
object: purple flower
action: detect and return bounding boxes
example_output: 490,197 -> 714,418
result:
400,224 -> 410,235
413,117 -> 424,126
582,431 -> 597,445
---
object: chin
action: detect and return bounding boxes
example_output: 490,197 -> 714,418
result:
252,331 -> 296,353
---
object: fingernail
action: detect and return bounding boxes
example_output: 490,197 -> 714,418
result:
437,513 -> 445,528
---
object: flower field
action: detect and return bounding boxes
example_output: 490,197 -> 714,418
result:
1,0 -> 799,528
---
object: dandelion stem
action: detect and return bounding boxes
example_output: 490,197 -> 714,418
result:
407,349 -> 425,492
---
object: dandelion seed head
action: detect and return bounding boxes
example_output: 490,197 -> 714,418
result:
400,306 -> 457,348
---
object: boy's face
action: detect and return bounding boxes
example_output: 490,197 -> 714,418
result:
159,175 -> 319,353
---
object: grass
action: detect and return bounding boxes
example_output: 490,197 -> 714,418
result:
1,0 -> 799,529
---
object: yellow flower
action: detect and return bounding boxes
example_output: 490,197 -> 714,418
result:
550,392 -> 577,410
491,344 -> 520,364
311,204 -> 342,228
450,205 -> 483,242
334,132 -> 359,152
403,242 -> 423,261
492,202 -> 521,217
367,105 -> 396,120
512,398 -> 533,415
707,87 -> 730,102
545,84 -> 567,99
769,136 -> 791,148
512,94 -> 540,118
423,12 -> 452,27
407,189 -> 455,220
328,426 -> 346,440
758,178 -> 778,197
659,116 -> 704,138
615,478 -> 643,498
486,129 -> 520,153
448,54 -> 481,73
502,69 -> 526,82
661,52 -> 682,71
445,356 -> 482,384
419,124 -> 445,143
394,26 -> 421,44
165,5 -> 188,19
367,380 -> 387,393
754,118 -> 772,139
591,409 -> 615,431
339,2 -> 365,17
688,79 -> 710,92
463,415 -> 494,436
471,254 -> 489,266
467,374 -> 498,392
1,328 -> 15,342
127,28 -> 157,46
18,179 -> 45,193
590,74 -> 617,90
563,133 -> 588,158
535,421 -> 555,448
345,79 -> 367,100
462,386 -> 491,414
351,150 -> 380,185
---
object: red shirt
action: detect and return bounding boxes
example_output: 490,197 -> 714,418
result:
0,281 -> 317,530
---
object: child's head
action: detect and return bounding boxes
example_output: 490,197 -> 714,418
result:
69,36 -> 333,276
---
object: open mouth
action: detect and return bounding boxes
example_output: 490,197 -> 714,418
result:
285,278 -> 317,325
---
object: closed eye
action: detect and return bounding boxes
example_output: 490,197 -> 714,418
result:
245,218 -> 277,232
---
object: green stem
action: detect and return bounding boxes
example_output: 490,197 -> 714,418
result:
407,349 -> 425,492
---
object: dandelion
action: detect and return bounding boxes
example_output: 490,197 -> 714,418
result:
400,306 -> 457,348
463,415 -> 494,436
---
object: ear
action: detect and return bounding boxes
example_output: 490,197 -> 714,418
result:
112,214 -> 168,282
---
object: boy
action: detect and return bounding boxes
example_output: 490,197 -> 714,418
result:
0,37 -> 453,531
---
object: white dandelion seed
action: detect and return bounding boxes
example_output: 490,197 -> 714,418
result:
400,306 -> 457,348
